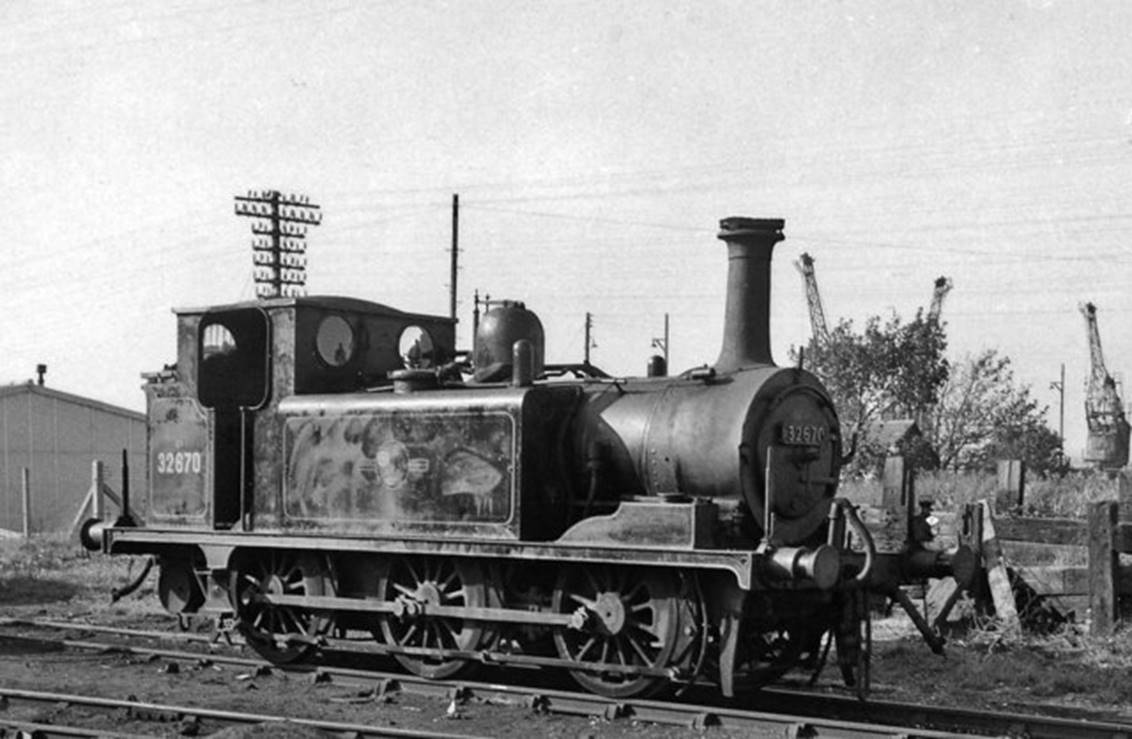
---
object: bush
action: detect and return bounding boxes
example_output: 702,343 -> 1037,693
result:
839,468 -> 1125,519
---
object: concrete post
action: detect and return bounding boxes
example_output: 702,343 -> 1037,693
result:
92,460 -> 106,520
21,467 -> 31,538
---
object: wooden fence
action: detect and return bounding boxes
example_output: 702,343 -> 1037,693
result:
962,500 -> 1132,635
849,458 -> 1132,635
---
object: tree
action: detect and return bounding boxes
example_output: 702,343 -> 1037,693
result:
794,309 -> 949,476
927,350 -> 1062,475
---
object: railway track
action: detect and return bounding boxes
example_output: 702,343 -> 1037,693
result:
2,617 -> 1130,738
0,686 -> 487,739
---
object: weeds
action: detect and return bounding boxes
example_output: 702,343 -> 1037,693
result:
0,533 -> 155,614
840,469 -> 1125,519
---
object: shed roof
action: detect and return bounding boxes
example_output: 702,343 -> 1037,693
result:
0,383 -> 144,423
868,419 -> 921,450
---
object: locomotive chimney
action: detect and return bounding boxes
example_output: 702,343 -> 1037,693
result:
714,217 -> 785,372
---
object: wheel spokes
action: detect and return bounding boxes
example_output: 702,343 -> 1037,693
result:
232,552 -> 329,666
583,568 -> 604,596
575,636 -> 598,660
377,557 -> 487,680
614,637 -> 629,666
440,568 -> 459,592
400,622 -> 420,646
627,632 -> 654,664
553,568 -> 682,698
568,592 -> 598,610
405,559 -> 424,587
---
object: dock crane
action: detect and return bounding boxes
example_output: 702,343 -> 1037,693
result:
911,276 -> 953,436
1080,302 -> 1130,468
794,253 -> 830,345
928,276 -> 952,324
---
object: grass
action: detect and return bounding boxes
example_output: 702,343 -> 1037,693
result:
870,615 -> 1132,713
0,533 -> 156,616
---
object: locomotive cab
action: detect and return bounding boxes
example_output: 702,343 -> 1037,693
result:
143,296 -> 454,531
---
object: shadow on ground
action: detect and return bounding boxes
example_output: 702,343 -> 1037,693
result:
0,575 -> 81,604
0,634 -> 66,655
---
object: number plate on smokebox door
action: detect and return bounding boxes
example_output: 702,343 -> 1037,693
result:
780,424 -> 827,446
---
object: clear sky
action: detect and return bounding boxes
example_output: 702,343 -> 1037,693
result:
4,0 -> 1131,462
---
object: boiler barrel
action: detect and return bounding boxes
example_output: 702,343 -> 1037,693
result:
576,366 -> 840,544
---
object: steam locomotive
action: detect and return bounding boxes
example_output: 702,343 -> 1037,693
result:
83,216 -> 971,698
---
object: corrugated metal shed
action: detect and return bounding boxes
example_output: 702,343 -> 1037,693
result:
0,383 -> 145,534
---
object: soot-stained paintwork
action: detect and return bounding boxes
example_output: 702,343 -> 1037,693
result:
283,410 -> 515,526
147,396 -> 210,521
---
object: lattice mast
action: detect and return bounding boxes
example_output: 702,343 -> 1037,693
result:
928,276 -> 952,324
794,253 -> 829,344
1080,302 -> 1130,468
234,190 -> 322,298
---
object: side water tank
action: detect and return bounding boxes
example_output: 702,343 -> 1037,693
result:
474,301 -> 545,382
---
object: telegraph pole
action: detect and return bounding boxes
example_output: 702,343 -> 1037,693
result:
584,312 -> 595,365
1050,362 -> 1066,445
450,194 -> 459,321
651,313 -> 670,368
472,289 -> 481,345
234,190 -> 321,298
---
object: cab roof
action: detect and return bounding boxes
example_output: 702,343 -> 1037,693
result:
173,294 -> 454,324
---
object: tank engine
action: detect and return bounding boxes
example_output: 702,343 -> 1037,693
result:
83,216 -> 970,698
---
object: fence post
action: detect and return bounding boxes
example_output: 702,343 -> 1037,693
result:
978,500 -> 1019,632
1088,500 -> 1118,636
92,460 -> 106,520
876,455 -> 912,552
996,459 -> 1025,511
21,467 -> 31,538
960,503 -> 991,613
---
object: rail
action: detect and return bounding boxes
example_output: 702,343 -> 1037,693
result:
0,686 -> 481,739
2,618 -> 1130,738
